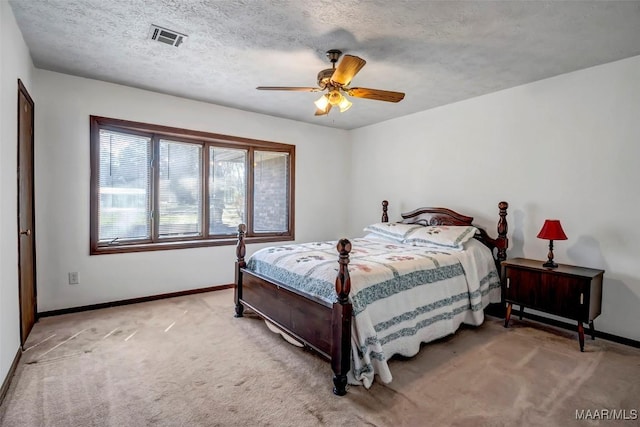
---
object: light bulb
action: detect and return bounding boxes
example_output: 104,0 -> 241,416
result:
314,94 -> 329,110
338,96 -> 352,112
327,90 -> 342,106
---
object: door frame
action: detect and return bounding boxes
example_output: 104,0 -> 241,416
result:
17,79 -> 37,347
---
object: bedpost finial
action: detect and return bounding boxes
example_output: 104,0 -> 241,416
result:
382,200 -> 389,223
496,202 -> 508,263
335,238 -> 352,302
497,202 -> 508,234
236,224 -> 247,263
336,238 -> 352,255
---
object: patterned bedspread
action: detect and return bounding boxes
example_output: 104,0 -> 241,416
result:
246,237 -> 502,388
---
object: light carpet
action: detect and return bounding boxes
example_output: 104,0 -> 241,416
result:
1,289 -> 638,426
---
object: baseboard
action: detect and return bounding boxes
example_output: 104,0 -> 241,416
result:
503,310 -> 640,349
0,347 -> 22,406
38,284 -> 234,318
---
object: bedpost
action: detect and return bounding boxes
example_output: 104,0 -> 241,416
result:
382,200 -> 389,223
331,238 -> 353,396
496,201 -> 509,265
234,224 -> 247,318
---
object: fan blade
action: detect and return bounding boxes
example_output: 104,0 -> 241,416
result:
330,55 -> 366,86
314,104 -> 332,116
256,86 -> 321,92
346,87 -> 405,103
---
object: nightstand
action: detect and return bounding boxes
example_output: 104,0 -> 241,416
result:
501,258 -> 604,351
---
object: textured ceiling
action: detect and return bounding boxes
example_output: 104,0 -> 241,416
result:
9,0 -> 640,130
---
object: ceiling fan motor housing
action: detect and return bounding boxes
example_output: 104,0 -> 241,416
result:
317,68 -> 335,88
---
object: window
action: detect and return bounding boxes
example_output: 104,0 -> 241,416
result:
90,116 -> 295,254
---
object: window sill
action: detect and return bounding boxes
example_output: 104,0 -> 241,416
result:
91,234 -> 294,255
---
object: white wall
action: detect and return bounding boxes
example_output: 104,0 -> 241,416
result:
349,55 -> 640,341
34,70 -> 350,312
0,0 -> 34,385
21,25 -> 640,343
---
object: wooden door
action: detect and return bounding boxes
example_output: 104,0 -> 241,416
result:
17,79 -> 36,346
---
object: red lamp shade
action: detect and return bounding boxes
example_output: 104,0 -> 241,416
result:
537,220 -> 568,241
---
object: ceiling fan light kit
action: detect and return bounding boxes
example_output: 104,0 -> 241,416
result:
315,90 -> 352,111
257,49 -> 404,116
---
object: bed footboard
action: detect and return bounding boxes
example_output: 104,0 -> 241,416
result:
234,225 -> 353,396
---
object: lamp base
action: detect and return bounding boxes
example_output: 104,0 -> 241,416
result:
543,239 -> 558,269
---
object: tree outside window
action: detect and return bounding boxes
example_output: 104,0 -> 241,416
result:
90,116 -> 294,254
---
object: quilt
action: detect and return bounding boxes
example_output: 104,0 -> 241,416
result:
246,237 -> 502,388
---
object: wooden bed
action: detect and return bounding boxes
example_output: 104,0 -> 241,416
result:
234,201 -> 509,395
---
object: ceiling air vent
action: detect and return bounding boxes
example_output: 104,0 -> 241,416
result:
149,25 -> 187,47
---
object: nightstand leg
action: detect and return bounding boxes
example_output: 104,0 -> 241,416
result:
578,321 -> 585,352
504,303 -> 512,328
589,320 -> 595,340
519,304 -> 524,320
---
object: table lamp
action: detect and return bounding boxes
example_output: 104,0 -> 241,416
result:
537,219 -> 567,268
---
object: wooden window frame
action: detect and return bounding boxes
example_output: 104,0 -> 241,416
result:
90,116 -> 295,255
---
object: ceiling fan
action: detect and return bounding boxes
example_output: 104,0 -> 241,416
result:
256,49 -> 405,116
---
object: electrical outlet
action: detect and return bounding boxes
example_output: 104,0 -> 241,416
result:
68,272 -> 79,285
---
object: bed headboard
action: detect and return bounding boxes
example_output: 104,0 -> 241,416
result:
381,200 -> 509,269
399,206 -> 475,227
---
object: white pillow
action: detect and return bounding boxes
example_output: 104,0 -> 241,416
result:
363,232 -> 404,243
363,222 -> 423,242
403,225 -> 477,251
